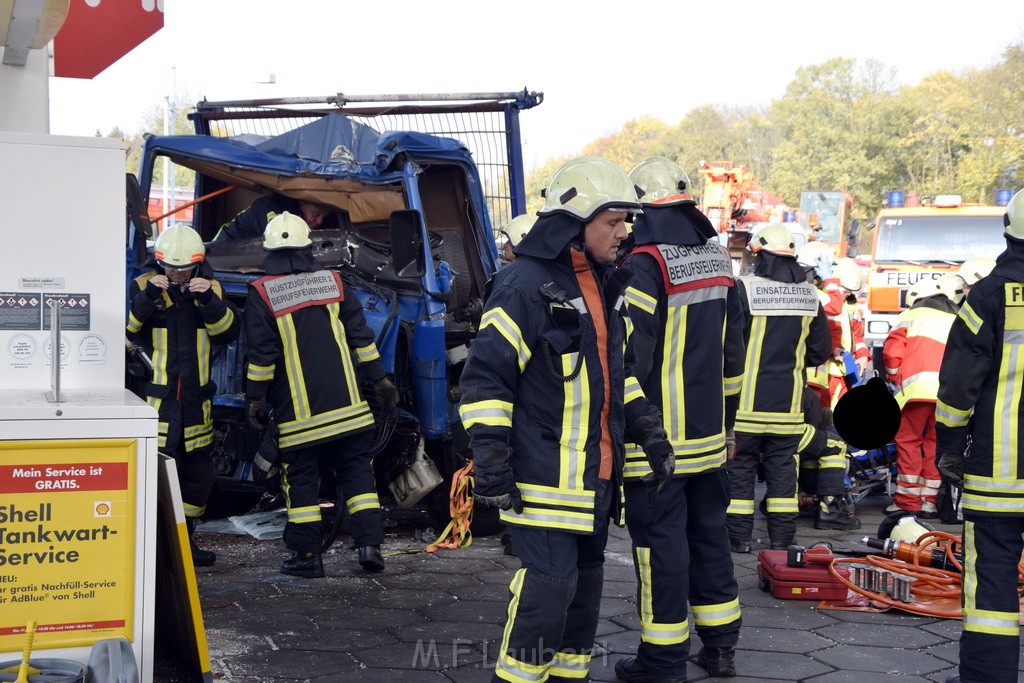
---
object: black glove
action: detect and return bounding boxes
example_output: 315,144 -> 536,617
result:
643,438 -> 675,492
936,451 -> 965,488
473,463 -> 523,513
246,399 -> 269,430
144,280 -> 163,302
374,376 -> 400,410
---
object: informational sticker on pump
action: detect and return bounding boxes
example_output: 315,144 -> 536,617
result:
0,439 -> 136,650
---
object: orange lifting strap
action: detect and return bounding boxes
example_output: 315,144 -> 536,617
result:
424,460 -> 475,553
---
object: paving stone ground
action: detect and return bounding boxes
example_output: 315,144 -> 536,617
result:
154,488 -> 1024,682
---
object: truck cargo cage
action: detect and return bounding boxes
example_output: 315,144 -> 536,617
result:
188,90 -> 543,232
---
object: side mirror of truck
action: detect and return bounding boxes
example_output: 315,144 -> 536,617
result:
389,209 -> 426,278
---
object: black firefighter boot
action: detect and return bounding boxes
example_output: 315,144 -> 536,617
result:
814,495 -> 862,531
186,517 -> 216,567
358,545 -> 385,573
696,645 -> 737,677
281,551 -> 325,578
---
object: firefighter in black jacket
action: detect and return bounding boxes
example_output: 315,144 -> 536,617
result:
614,157 -> 745,682
245,212 -> 398,578
127,224 -> 240,566
459,156 -> 673,683
726,224 -> 832,552
935,189 -> 1024,683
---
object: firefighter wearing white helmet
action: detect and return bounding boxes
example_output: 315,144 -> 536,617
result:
246,212 -> 397,578
616,157 -> 741,679
728,222 -> 831,556
499,213 -> 536,264
882,268 -> 960,519
936,187 -> 1024,683
808,255 -> 870,410
797,241 -> 836,283
957,255 -> 996,292
127,224 -> 239,566
935,272 -> 966,306
460,156 -> 668,682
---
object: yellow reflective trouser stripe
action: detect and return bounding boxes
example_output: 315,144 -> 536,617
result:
962,521 -> 1020,635
727,499 -> 754,515
206,308 -> 235,336
346,492 -> 380,515
548,652 -> 590,679
691,598 -> 741,628
183,501 -> 205,518
625,285 -> 657,315
126,312 -> 143,334
766,497 -> 799,513
798,425 -> 816,452
355,343 -> 380,363
247,364 -> 275,382
495,569 -> 548,683
287,505 -> 321,524
459,399 -> 514,429
637,545 -> 689,645
482,308 -> 531,373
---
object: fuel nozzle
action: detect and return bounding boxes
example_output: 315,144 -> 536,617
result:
862,536 -> 961,572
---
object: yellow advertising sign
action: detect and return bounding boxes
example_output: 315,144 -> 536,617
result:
0,439 -> 136,651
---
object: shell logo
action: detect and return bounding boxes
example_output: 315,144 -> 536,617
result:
94,502 -> 112,517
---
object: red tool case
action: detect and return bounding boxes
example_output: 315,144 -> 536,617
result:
756,549 -> 850,601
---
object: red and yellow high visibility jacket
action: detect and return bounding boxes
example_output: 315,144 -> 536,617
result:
882,297 -> 957,408
245,269 -> 385,452
619,240 -> 745,478
127,272 -> 239,453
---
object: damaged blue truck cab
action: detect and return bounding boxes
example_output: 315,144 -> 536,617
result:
129,91 -> 542,525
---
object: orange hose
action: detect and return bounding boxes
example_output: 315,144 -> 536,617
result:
826,530 -> 1024,620
424,461 -> 474,553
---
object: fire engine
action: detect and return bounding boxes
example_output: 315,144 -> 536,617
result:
697,160 -> 787,260
863,190 -> 1011,368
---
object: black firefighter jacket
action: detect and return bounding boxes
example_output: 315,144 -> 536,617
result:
459,245 -> 654,534
620,239 -> 746,478
127,271 -> 240,453
936,240 -> 1024,517
245,269 -> 386,452
734,275 -> 832,435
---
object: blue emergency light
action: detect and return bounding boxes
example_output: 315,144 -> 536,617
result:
996,188 -> 1013,207
886,191 -> 905,208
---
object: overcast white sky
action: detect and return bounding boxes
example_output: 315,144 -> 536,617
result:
49,0 -> 1024,171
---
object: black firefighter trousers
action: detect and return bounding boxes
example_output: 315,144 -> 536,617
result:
958,514 -> 1024,683
727,432 -> 800,547
279,428 -> 383,554
623,470 -> 741,678
492,480 -> 613,683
